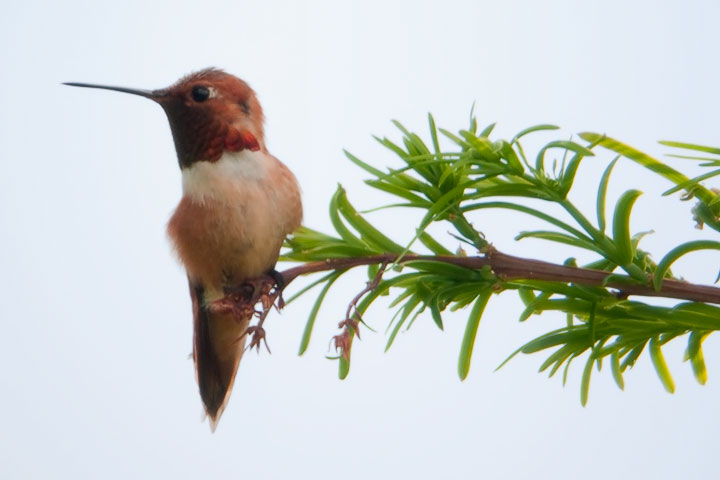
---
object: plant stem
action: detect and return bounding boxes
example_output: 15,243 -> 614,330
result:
280,247 -> 720,305
560,199 -> 615,252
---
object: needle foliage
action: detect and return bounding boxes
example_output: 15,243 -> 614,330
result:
279,114 -> 720,404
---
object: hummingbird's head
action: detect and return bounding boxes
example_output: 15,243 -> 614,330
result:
65,68 -> 265,168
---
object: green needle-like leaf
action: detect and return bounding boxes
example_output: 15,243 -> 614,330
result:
649,336 -> 676,393
513,124 -> 560,141
610,352 -> 625,390
344,150 -> 386,178
518,291 -> 552,322
581,133 -> 717,207
430,302 -> 444,330
365,180 -> 432,206
458,290 -> 492,380
539,343 -> 575,374
385,294 -> 423,351
515,230 -> 604,254
612,189 -> 642,266
463,201 -> 591,241
284,271 -> 338,306
659,140 -> 720,155
559,152 -> 587,198
418,232 -> 453,255
495,140 -> 524,173
298,273 -> 342,355
653,240 -> 720,291
662,169 -> 720,196
479,122 -> 496,138
520,326 -> 591,354
536,140 -> 594,174
686,331 -> 709,385
580,354 -> 594,406
329,186 -> 367,248
596,156 -> 619,233
335,186 -> 406,253
428,114 -> 441,154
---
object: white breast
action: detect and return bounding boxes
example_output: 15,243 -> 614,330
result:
181,150 -> 270,204
168,148 -> 302,291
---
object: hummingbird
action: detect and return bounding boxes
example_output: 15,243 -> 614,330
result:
65,68 -> 303,431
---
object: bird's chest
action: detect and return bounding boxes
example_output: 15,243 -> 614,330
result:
167,151 -> 287,290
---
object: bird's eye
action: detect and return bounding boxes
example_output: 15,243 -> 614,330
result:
191,86 -> 211,102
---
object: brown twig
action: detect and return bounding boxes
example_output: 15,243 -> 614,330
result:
221,246 -> 720,357
278,246 -> 720,305
332,261 -> 389,359
343,260 -> 389,336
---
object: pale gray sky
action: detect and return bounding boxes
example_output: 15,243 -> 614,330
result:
2,1 -> 719,478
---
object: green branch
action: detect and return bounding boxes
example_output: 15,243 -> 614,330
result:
271,114 -> 720,403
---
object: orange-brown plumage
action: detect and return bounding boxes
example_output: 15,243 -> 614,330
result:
161,69 -> 302,429
167,152 -> 302,292
65,68 -> 302,431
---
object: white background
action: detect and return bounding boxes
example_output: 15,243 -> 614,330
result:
2,1 -> 719,478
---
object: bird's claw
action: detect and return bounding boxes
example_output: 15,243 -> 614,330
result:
219,270 -> 288,355
245,325 -> 271,354
208,295 -> 254,318
225,271 -> 285,310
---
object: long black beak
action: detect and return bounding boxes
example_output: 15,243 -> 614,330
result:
63,82 -> 161,101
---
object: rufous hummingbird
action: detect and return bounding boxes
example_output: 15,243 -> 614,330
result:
65,68 -> 303,431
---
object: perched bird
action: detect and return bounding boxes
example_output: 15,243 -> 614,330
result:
65,69 -> 303,431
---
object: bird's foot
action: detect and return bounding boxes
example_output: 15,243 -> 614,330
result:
220,270 -> 287,354
224,270 -> 285,309
208,294 -> 255,318
244,324 -> 271,354
223,278 -> 268,305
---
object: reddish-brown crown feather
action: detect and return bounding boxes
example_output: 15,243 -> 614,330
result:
154,68 -> 265,168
